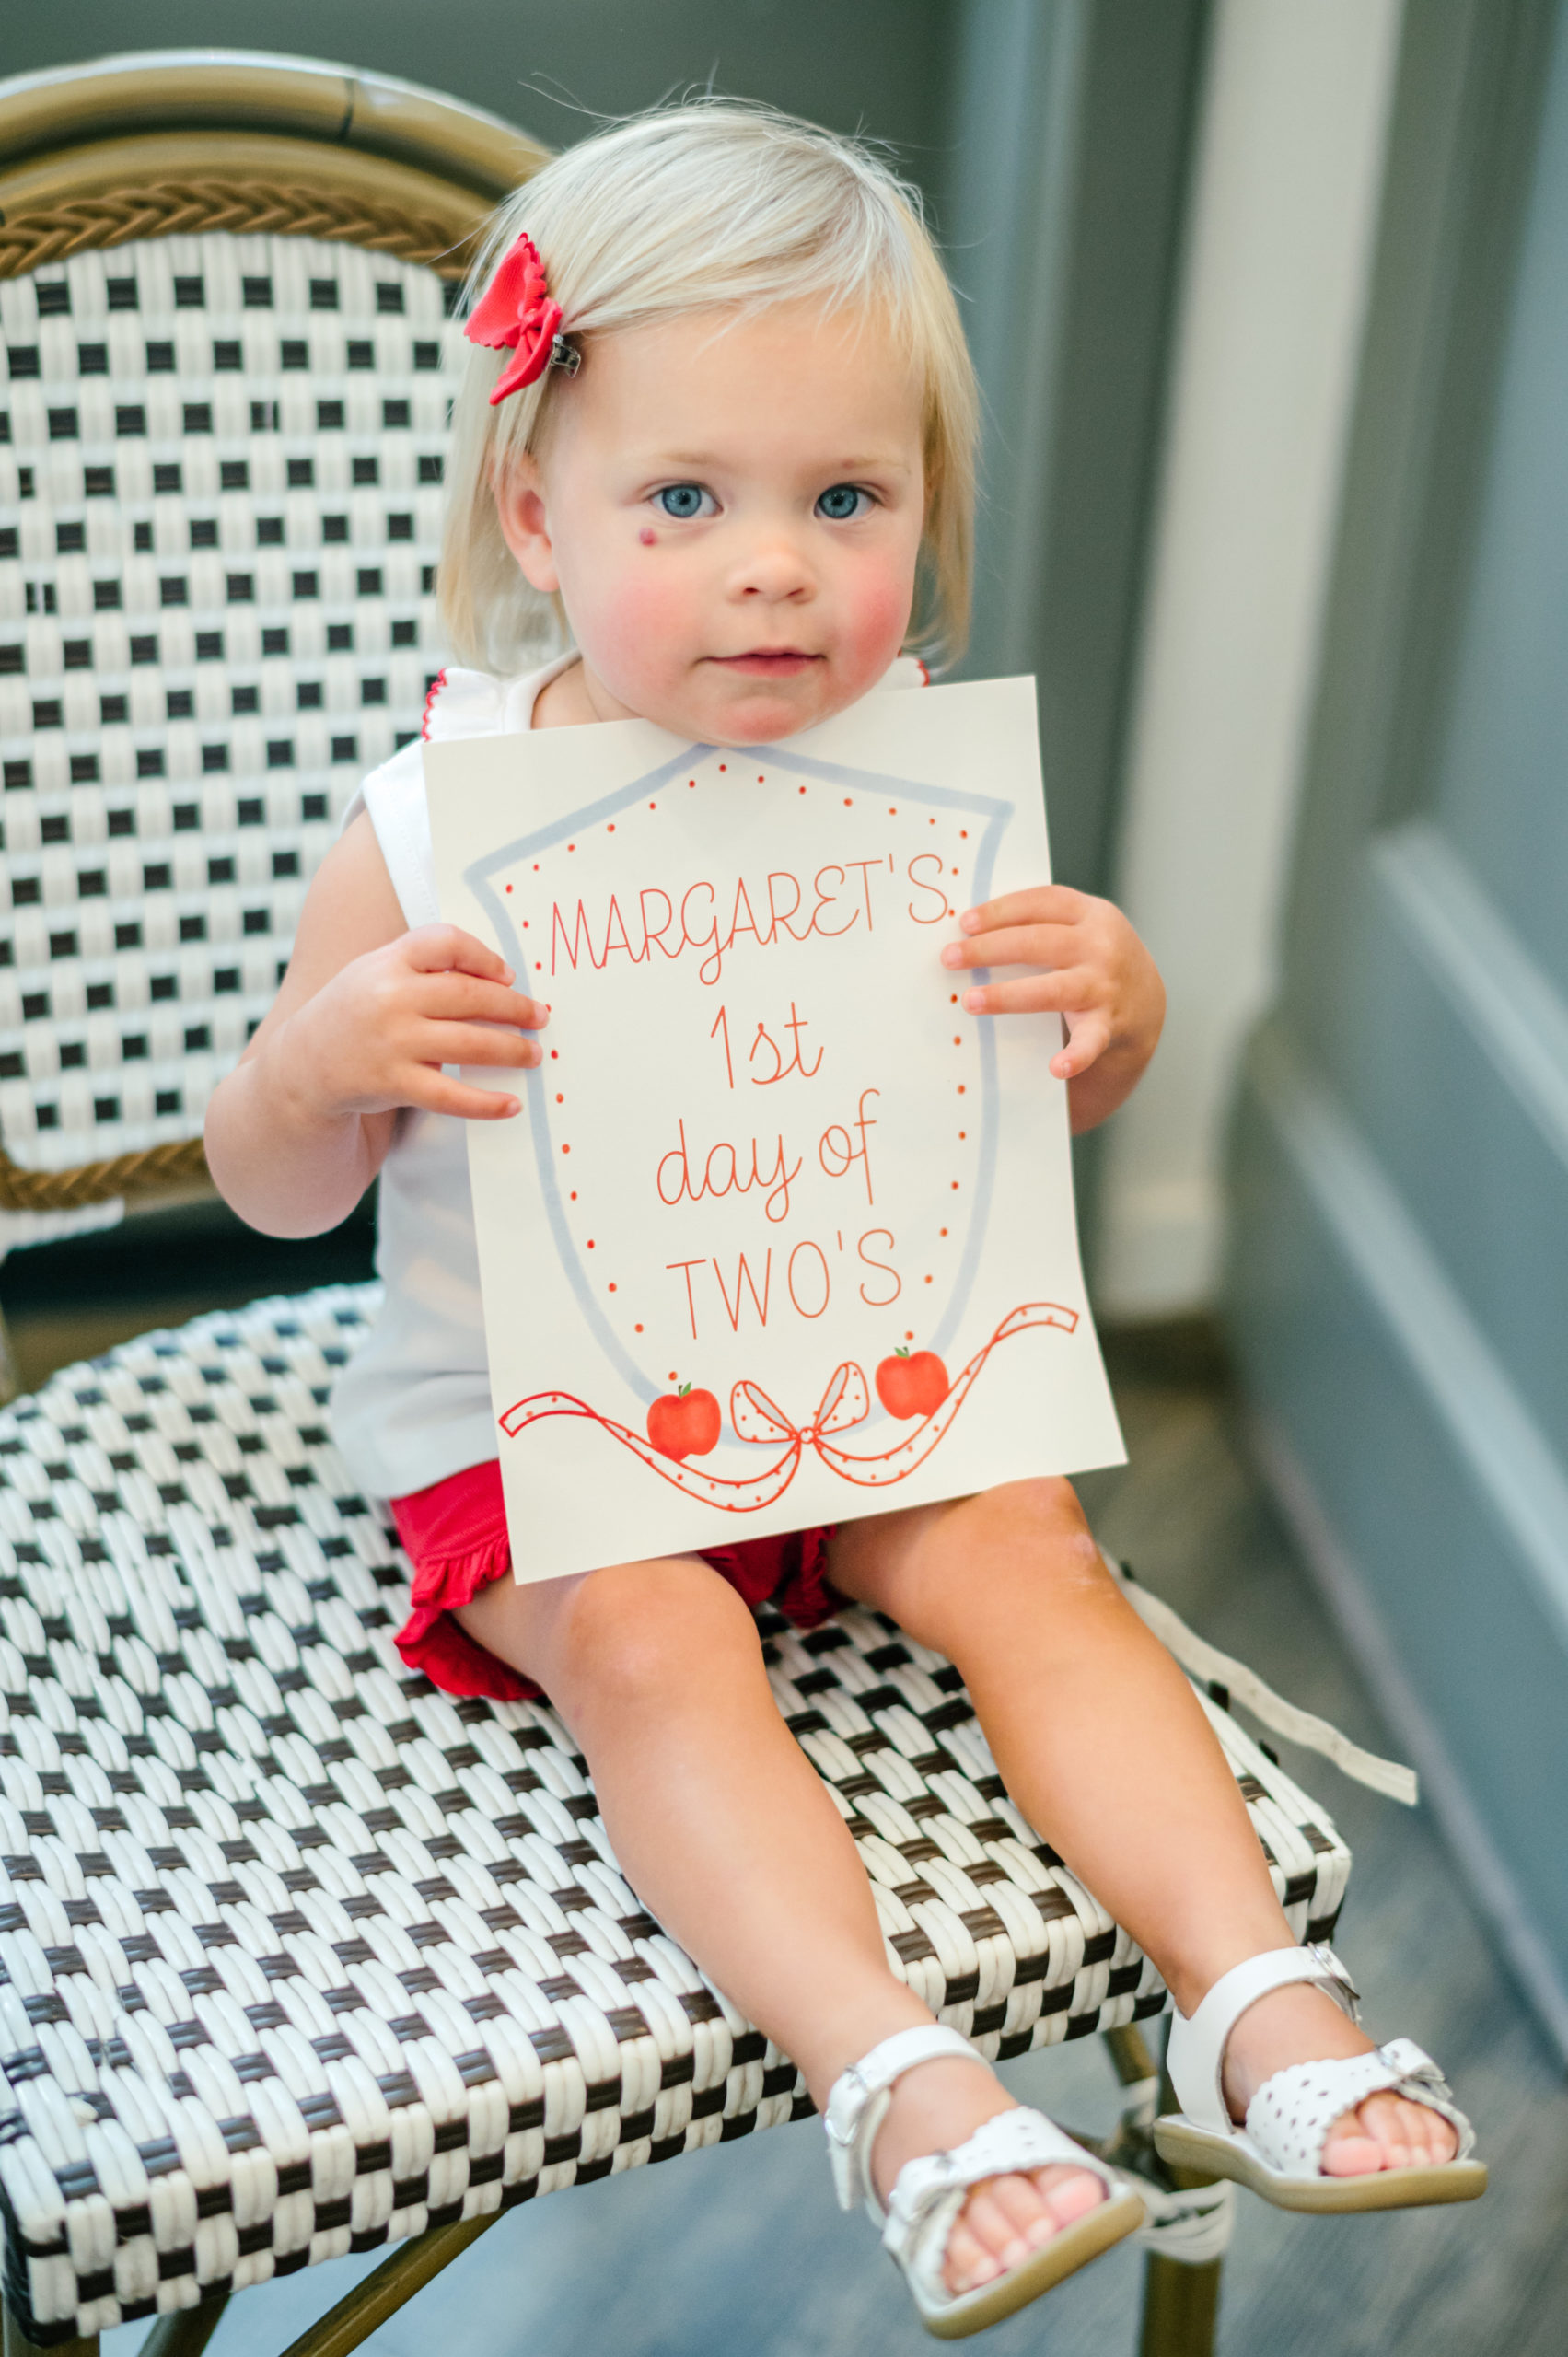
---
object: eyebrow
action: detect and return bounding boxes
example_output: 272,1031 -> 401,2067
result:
644,451 -> 915,477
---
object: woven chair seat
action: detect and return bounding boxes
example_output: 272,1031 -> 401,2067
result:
0,1283 -> 1351,2343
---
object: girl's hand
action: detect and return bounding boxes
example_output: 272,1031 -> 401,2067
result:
941,886 -> 1165,1132
281,923 -> 548,1125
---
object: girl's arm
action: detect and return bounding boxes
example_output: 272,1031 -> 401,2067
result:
204,812 -> 547,1238
940,885 -> 1165,1134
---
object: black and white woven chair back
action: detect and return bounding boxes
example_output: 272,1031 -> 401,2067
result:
0,236 -> 457,1215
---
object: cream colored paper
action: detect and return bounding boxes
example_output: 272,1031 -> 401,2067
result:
427,676 -> 1124,1583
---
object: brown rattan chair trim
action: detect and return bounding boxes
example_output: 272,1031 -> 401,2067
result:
0,136 -> 499,284
0,49 -> 546,203
0,1134 -> 208,1213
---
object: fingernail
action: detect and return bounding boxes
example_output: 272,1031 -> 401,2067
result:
940,944 -> 962,968
999,2237 -> 1029,2270
1026,2215 -> 1057,2247
962,989 -> 985,1013
960,910 -> 980,932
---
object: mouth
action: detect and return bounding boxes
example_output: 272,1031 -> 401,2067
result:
708,650 -> 824,678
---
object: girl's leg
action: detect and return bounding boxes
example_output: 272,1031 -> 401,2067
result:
828,1481 -> 1458,2181
458,1557 -> 1101,2293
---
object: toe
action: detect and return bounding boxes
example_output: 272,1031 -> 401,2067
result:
1362,2091 -> 1456,2169
1320,2120 -> 1387,2177
1035,2164 -> 1105,2230
1321,2093 -> 1459,2177
970,2182 -> 1040,2272
949,2185 -> 1031,2290
944,2212 -> 1000,2295
942,2165 -> 1109,2293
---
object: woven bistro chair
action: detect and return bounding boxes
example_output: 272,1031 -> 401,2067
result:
0,52 -> 1357,2357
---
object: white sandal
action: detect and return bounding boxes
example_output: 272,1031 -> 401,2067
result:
824,2025 -> 1145,2340
1155,1944 -> 1487,2212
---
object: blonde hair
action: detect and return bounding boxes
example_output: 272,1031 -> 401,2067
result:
439,101 -> 978,675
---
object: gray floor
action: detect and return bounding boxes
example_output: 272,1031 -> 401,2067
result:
78,1328 -> 1563,2357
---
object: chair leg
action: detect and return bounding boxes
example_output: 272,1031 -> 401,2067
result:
139,2297 -> 231,2357
2,2299 -> 97,2357
1093,2026 -> 1226,2357
1136,2038 -> 1225,2357
276,2210 -> 503,2357
1138,2247 -> 1224,2357
0,1302 -> 20,1407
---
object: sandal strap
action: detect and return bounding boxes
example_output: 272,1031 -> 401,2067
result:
1167,1944 -> 1360,2132
822,2024 -> 978,2214
1246,2038 -> 1477,2176
883,2107 -> 1118,2309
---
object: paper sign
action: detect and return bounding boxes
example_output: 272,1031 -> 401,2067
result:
427,675 -> 1124,1584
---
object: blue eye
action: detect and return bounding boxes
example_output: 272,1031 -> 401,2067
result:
656,483 -> 713,519
817,484 -> 867,521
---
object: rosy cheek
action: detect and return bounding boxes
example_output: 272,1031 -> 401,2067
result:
842,568 -> 914,675
582,571 -> 698,695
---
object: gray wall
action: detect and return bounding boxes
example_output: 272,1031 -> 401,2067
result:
1,0 -> 950,184
1228,0 -> 1568,2054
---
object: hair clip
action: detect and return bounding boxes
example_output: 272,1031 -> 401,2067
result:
465,231 -> 565,404
549,334 -> 581,377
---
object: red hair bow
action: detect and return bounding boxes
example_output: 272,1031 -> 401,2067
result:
465,232 -> 564,404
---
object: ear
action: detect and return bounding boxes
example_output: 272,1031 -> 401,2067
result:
494,450 -> 559,594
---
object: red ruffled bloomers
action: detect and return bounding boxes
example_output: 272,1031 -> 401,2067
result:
389,1457 -> 842,1701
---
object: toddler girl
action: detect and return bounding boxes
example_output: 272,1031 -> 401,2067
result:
206,104 -> 1481,2340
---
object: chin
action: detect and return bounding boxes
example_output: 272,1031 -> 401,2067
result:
701,684 -> 848,747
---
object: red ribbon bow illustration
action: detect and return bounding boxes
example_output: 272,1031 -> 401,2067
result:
465,232 -> 564,403
498,1302 -> 1080,1513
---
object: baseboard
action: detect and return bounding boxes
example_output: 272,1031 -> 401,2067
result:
1246,1402 -> 1568,2067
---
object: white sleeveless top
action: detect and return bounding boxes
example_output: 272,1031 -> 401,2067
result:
330,653 -> 927,1503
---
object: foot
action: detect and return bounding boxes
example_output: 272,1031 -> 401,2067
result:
870,2054 -> 1106,2297
1221,1982 -> 1459,2176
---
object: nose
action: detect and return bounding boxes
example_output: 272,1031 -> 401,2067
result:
726,527 -> 816,604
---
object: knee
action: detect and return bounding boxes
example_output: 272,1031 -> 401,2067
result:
982,1475 -> 1097,1552
551,1557 -> 759,1714
955,1477 -> 1108,1606
865,1479 -> 1106,1651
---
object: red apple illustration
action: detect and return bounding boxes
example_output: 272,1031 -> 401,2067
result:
647,1382 -> 722,1460
875,1347 -> 949,1420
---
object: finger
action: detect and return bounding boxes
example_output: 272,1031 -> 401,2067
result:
1051,1007 -> 1112,1080
942,923 -> 1086,973
419,972 -> 550,1029
959,969 -> 1100,1017
959,884 -> 1087,936
401,923 -> 517,983
419,1023 -> 546,1070
402,1071 -> 522,1121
